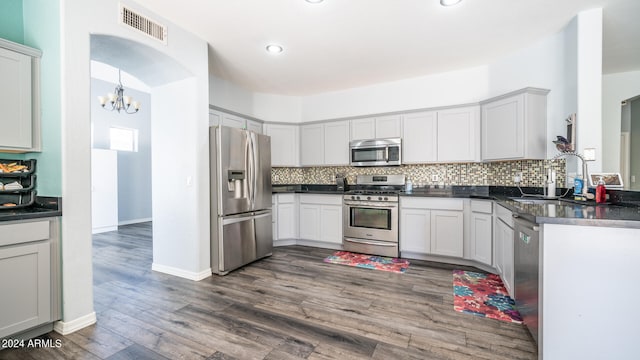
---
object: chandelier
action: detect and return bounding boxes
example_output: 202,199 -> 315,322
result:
97,69 -> 141,114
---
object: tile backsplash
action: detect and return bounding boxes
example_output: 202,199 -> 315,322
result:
272,159 -> 566,187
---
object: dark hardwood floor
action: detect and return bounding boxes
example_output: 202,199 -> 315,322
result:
1,222 -> 536,359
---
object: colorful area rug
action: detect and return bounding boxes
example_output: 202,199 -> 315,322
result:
453,270 -> 522,324
323,251 -> 409,273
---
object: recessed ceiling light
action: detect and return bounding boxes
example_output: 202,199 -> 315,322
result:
440,0 -> 462,6
305,0 -> 324,3
266,44 -> 284,54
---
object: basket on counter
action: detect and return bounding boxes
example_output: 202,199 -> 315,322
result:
0,159 -> 37,209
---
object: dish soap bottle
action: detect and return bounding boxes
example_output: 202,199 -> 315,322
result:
596,176 -> 607,204
574,175 -> 584,201
405,178 -> 413,194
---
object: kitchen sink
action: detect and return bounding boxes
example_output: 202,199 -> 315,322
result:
509,197 -> 569,206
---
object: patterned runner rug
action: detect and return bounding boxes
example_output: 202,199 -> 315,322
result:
453,270 -> 522,323
323,251 -> 409,273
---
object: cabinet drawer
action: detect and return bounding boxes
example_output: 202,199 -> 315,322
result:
496,204 -> 514,227
401,197 -> 464,211
0,220 -> 50,247
471,200 -> 493,214
276,193 -> 296,204
299,194 -> 342,205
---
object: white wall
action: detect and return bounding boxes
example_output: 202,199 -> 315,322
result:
602,70 -> 640,172
91,77 -> 152,224
209,74 -> 301,123
300,66 -> 490,122
151,77 -> 210,277
487,28 -> 570,159
60,0 -> 209,332
209,9 -> 602,168
576,8 -> 603,173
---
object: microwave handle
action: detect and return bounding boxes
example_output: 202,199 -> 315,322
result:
385,146 -> 389,163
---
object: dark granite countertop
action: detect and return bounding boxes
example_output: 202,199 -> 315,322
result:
272,184 -> 344,194
0,196 -> 62,222
273,184 -> 640,228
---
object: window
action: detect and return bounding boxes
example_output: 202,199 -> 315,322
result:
109,127 -> 139,152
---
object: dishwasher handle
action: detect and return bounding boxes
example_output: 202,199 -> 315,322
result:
513,215 -> 539,232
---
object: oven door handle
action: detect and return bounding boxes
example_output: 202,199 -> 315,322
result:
344,237 -> 397,247
385,146 -> 389,163
343,201 -> 397,208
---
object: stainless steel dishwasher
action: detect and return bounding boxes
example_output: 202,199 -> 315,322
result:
513,215 -> 540,344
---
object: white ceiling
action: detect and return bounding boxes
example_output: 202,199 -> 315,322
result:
132,0 -> 640,96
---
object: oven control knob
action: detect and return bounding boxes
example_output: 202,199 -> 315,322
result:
367,196 -> 371,200
378,196 -> 383,201
384,197 -> 388,201
356,196 -> 360,200
351,196 -> 355,200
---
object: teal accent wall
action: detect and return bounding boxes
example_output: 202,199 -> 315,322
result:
0,0 -> 24,43
0,0 -> 25,163
22,0 -> 62,196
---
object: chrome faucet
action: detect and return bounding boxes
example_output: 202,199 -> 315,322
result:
552,151 -> 589,197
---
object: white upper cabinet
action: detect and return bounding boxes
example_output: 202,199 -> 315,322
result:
350,115 -> 402,140
481,88 -> 548,161
0,40 -> 41,152
350,118 -> 376,140
246,119 -> 263,134
300,123 -> 324,166
209,109 -> 263,134
402,111 -> 437,163
209,109 -> 222,126
264,124 -> 299,167
323,121 -> 350,165
375,115 -> 403,138
437,106 -> 480,162
300,120 -> 350,166
221,113 -> 245,129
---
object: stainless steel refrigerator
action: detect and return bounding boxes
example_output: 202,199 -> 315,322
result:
210,126 -> 272,275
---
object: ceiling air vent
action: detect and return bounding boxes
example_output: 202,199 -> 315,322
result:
119,4 -> 167,45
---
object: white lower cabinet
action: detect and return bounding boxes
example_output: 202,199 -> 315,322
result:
495,205 -> 515,296
298,194 -> 342,245
0,218 -> 59,338
400,198 -> 463,257
430,210 -> 464,257
469,200 -> 493,266
274,194 -> 298,241
299,203 -> 321,240
400,208 -> 431,253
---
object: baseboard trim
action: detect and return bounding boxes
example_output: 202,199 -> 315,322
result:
92,226 -> 117,234
53,312 -> 97,335
274,239 -> 297,247
295,239 -> 343,250
118,218 -> 152,226
152,263 -> 212,281
401,252 -> 496,273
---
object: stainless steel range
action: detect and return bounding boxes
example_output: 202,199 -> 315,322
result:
342,174 -> 404,257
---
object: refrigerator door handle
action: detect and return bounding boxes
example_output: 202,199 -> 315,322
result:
251,133 -> 258,208
245,132 -> 253,207
222,210 -> 271,225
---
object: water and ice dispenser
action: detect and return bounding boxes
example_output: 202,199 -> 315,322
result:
227,170 -> 246,199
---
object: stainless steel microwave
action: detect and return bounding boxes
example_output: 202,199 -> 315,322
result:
349,138 -> 402,167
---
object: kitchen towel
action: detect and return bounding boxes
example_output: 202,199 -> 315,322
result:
452,270 -> 522,324
323,251 -> 409,273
